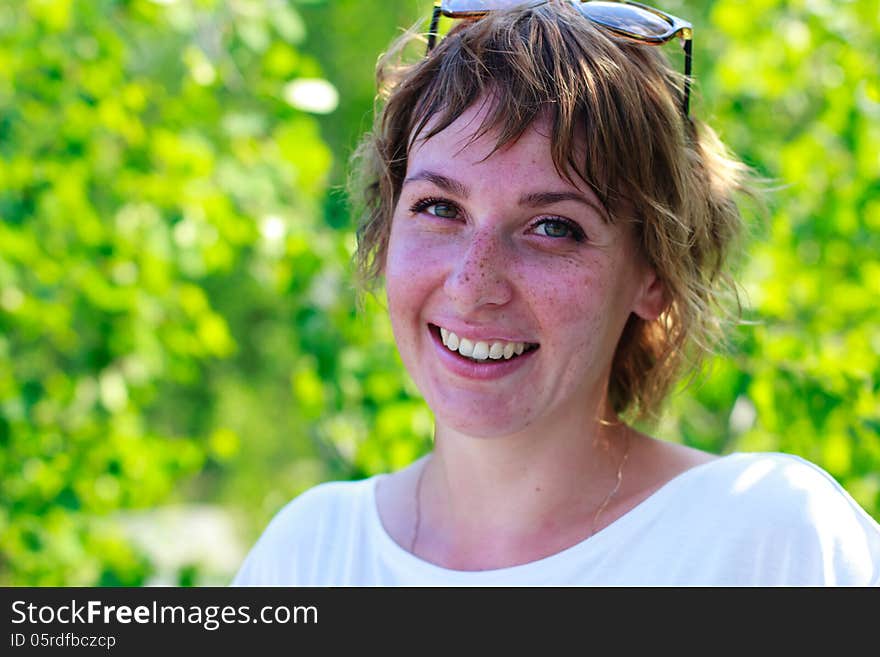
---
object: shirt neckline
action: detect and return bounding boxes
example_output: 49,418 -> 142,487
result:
367,452 -> 746,583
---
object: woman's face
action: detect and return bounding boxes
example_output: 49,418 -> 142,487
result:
385,101 -> 663,438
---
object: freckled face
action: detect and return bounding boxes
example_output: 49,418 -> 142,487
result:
384,102 -> 662,438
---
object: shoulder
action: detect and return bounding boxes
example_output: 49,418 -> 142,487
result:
269,478 -> 374,526
700,452 -> 858,503
231,477 -> 379,586
685,451 -> 863,519
681,452 -> 880,585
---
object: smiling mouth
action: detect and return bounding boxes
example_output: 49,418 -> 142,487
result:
429,324 -> 539,363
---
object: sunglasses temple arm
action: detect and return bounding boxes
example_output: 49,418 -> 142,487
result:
426,4 -> 441,54
682,38 -> 692,117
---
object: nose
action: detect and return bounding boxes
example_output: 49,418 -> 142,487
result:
443,228 -> 513,311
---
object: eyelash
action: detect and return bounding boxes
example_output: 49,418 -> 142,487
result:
408,197 -> 453,216
409,197 -> 587,243
530,217 -> 586,243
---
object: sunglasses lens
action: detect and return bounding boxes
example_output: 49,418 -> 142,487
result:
578,1 -> 672,38
441,0 -> 548,17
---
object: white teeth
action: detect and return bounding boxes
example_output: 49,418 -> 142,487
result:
446,332 -> 459,350
438,327 -> 531,362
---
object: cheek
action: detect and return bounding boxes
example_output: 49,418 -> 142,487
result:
517,254 -> 629,360
384,221 -> 446,324
517,256 -> 607,325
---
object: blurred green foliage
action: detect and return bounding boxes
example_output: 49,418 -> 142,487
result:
0,0 -> 877,585
658,0 -> 880,514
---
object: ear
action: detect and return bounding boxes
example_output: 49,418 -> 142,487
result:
632,268 -> 667,321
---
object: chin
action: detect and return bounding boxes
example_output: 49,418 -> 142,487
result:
441,421 -> 525,440
429,404 -> 535,440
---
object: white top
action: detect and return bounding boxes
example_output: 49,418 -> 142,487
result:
232,452 -> 880,586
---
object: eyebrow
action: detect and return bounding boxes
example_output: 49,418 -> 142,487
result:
403,169 -> 609,223
518,191 -> 610,224
403,170 -> 470,199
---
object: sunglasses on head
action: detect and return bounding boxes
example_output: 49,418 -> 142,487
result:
426,0 -> 694,117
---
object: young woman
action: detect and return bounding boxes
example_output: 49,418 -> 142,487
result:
233,1 -> 880,585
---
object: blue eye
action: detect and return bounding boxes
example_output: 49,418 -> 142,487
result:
430,203 -> 458,219
410,198 -> 460,219
532,218 -> 585,242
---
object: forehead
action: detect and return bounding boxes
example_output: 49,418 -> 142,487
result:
410,98 -> 546,161
408,99 -> 586,191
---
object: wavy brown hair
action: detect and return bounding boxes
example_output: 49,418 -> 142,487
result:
349,1 -> 755,422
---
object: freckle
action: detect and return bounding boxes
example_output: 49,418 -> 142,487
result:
535,486 -> 542,493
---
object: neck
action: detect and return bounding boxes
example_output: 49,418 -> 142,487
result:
415,401 -> 633,568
